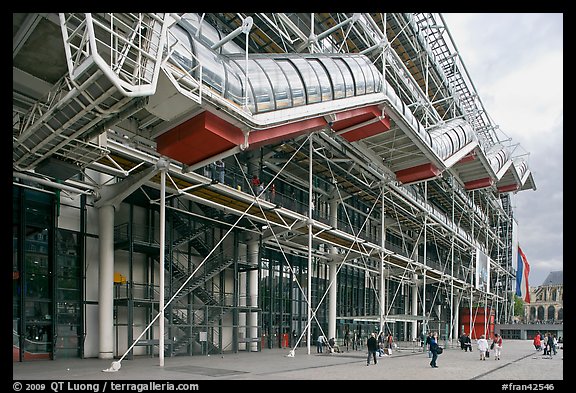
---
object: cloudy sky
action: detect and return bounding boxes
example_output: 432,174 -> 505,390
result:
441,13 -> 563,286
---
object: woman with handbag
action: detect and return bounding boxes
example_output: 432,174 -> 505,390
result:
492,333 -> 503,360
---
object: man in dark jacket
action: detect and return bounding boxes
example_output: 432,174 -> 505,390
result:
459,332 -> 472,352
429,332 -> 439,368
366,333 -> 378,366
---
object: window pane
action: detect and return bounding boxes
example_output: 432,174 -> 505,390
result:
277,60 -> 306,107
227,58 -> 256,113
290,58 -> 321,104
333,58 -> 355,97
343,57 -> 366,95
309,60 -> 333,101
255,59 -> 292,109
247,60 -> 274,113
193,41 -> 225,94
317,58 -> 345,99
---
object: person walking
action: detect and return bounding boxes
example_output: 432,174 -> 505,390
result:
429,332 -> 439,368
545,333 -> 555,357
386,332 -> 394,355
366,332 -> 378,366
425,331 -> 433,358
533,332 -> 541,351
492,333 -> 503,360
316,333 -> 325,353
477,334 -> 489,360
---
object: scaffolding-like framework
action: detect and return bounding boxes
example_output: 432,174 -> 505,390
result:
12,13 -> 536,361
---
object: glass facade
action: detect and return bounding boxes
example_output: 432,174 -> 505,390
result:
13,188 -> 82,361
171,23 -> 383,115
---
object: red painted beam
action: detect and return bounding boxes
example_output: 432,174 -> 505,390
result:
156,111 -> 243,165
331,106 -> 381,131
331,106 -> 391,142
464,177 -> 494,190
248,117 -> 327,149
395,163 -> 441,184
156,111 -> 328,166
497,184 -> 519,193
458,151 -> 477,164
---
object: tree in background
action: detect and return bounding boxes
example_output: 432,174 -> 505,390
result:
514,294 -> 525,322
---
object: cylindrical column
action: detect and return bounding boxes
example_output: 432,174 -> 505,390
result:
411,273 -> 418,339
453,294 -> 460,339
238,270 -> 247,351
327,198 -> 338,341
379,185 -> 386,334
159,170 -> 165,366
247,241 -> 259,351
327,263 -> 337,341
98,203 -> 115,359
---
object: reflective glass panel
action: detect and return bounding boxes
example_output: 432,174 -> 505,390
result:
318,58 -> 344,99
309,60 -> 333,101
256,59 -> 292,109
290,58 -> 322,104
342,57 -> 365,95
193,41 -> 225,94
333,58 -> 355,98
277,60 -> 306,107
247,60 -> 274,113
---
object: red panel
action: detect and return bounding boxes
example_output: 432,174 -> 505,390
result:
395,163 -> 440,184
460,307 -> 495,340
156,112 -> 244,165
458,151 -> 477,164
248,117 -> 327,149
341,117 -> 391,142
464,177 -> 494,190
498,184 -> 519,193
331,106 -> 381,131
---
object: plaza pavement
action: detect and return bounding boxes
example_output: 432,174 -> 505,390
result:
12,339 -> 563,388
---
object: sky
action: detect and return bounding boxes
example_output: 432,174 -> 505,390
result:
441,13 -> 563,287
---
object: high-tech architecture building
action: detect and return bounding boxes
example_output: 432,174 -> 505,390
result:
13,13 -> 536,362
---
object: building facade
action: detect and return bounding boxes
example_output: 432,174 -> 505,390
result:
496,271 -> 563,340
13,13 -> 536,362
526,271 -> 564,324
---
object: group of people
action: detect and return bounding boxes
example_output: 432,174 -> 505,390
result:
322,329 -> 513,368
458,332 -> 503,360
532,331 -> 559,356
316,334 -> 342,354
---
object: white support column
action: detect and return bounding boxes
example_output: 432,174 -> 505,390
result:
453,293 -> 460,339
158,169 -> 165,367
98,203 -> 115,360
379,184 -> 386,334
328,198 -> 338,341
412,273 -> 419,338
239,270 -> 247,351
422,182 -> 428,333
328,263 -> 337,341
247,241 -> 259,352
403,283 -> 409,341
306,136 -> 313,355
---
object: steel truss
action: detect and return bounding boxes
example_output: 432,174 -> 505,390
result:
12,13 -> 534,360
